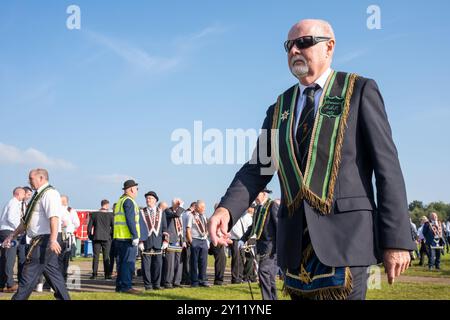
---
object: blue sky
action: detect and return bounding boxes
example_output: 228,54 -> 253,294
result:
1,0 -> 449,214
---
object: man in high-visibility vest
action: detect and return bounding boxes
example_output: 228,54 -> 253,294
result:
113,180 -> 141,294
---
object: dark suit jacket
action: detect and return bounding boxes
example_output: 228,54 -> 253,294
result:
139,208 -> 168,250
241,201 -> 278,256
422,222 -> 445,247
88,211 -> 114,242
165,206 -> 185,245
219,76 -> 416,270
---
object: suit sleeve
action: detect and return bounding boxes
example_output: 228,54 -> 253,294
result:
139,211 -> 148,241
360,79 -> 416,251
87,213 -> 94,238
218,104 -> 277,229
123,199 -> 138,240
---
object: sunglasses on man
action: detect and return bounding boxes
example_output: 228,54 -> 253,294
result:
284,35 -> 331,52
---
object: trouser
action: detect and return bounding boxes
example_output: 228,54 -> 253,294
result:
162,248 -> 182,287
190,239 -> 208,286
419,241 -> 430,266
58,236 -> 71,281
109,239 -> 116,274
115,240 -> 137,292
0,230 -> 18,289
243,251 -> 257,282
16,235 -> 28,283
230,239 -> 244,283
141,250 -> 163,289
429,247 -> 441,269
257,252 -> 278,300
181,246 -> 191,285
92,240 -> 111,277
211,244 -> 226,284
12,234 -> 70,300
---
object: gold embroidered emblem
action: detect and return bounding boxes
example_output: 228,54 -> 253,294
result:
299,264 -> 312,284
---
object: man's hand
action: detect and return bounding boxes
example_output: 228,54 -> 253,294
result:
49,240 -> 62,255
2,235 -> 14,249
161,241 -> 169,251
383,249 -> 410,285
132,238 -> 139,247
138,242 -> 145,252
238,240 -> 245,249
208,207 -> 232,246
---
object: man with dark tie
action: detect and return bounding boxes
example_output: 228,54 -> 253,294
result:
209,19 -> 415,300
138,191 -> 169,290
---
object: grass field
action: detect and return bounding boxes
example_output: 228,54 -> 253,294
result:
1,251 -> 448,300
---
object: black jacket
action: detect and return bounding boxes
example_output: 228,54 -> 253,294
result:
88,211 -> 114,241
219,75 -> 416,270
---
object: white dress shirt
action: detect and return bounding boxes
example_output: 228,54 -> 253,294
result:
0,197 -> 22,231
27,183 -> 62,238
230,212 -> 253,240
294,67 -> 333,132
61,206 -> 80,234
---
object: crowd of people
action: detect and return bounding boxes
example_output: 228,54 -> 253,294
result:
410,213 -> 450,270
0,168 -> 279,300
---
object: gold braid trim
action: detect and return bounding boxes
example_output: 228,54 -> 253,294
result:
283,267 -> 353,300
287,74 -> 359,216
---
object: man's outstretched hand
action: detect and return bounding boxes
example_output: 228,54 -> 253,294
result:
383,249 -> 410,285
208,207 -> 233,247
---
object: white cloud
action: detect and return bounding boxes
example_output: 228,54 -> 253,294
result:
95,174 -> 135,184
86,30 -> 180,73
0,142 -> 75,169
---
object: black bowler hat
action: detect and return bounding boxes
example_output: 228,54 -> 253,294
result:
263,188 -> 272,194
122,179 -> 138,190
145,191 -> 159,202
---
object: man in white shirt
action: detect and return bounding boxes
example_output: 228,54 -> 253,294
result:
181,202 -> 196,285
0,187 -> 25,293
229,205 -> 254,284
59,195 -> 80,281
2,168 -> 70,300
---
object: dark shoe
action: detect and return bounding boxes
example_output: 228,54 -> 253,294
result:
153,286 -> 162,290
214,282 -> 223,286
144,287 -> 153,291
122,288 -> 141,294
199,283 -> 210,288
191,284 -> 199,288
173,284 -> 182,288
89,275 -> 97,280
105,274 -> 112,280
164,285 -> 173,289
4,285 -> 18,293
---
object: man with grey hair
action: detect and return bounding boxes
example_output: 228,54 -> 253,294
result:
422,212 -> 445,270
2,168 -> 70,300
0,187 -> 25,293
186,200 -> 210,287
210,19 -> 415,300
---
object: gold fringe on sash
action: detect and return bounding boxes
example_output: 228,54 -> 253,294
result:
286,73 -> 358,216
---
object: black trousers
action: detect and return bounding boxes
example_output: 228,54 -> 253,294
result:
181,246 -> 191,285
210,244 -> 226,284
419,241 -> 430,266
162,247 -> 182,287
230,239 -> 244,283
16,235 -> 28,283
258,253 -> 278,300
141,251 -> 163,289
109,239 -> 116,274
243,251 -> 257,282
0,230 -> 17,289
58,238 -> 71,281
92,240 -> 111,277
12,234 -> 70,300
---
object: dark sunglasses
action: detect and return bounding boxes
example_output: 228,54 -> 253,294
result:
284,36 -> 331,52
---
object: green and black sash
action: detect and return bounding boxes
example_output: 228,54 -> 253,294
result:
250,199 -> 273,240
21,185 -> 54,229
271,71 -> 358,215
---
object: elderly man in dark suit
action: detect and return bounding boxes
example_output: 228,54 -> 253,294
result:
209,19 -> 415,300
239,189 -> 278,300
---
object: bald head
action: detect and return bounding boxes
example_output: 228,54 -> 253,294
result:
196,200 -> 206,214
28,168 -> 49,190
288,19 -> 335,41
286,19 -> 336,85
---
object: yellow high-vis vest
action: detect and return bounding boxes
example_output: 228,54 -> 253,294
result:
113,194 -> 140,240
